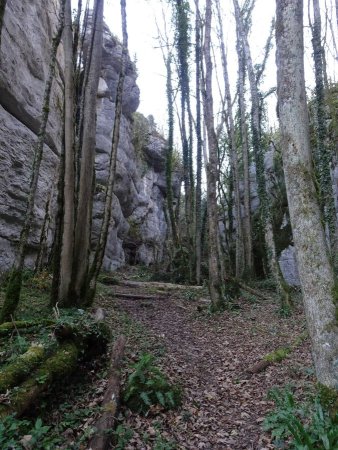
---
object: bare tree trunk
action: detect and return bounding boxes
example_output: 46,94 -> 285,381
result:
0,1 -> 65,323
216,0 -> 244,279
202,0 -> 226,311
59,0 -> 76,305
72,0 -> 104,303
276,0 -> 338,389
88,0 -> 127,302
234,0 -> 291,308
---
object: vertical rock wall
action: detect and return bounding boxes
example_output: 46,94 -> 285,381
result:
0,2 -> 178,273
0,0 -> 62,269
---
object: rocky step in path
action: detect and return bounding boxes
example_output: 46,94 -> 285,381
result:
99,281 -> 312,450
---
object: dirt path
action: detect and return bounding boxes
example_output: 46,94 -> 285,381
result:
100,283 -> 312,449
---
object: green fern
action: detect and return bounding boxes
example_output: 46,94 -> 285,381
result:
123,353 -> 181,414
263,387 -> 338,449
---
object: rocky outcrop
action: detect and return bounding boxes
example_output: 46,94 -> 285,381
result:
0,2 -> 179,273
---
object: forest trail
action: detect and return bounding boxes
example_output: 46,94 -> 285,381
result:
98,281 -> 312,450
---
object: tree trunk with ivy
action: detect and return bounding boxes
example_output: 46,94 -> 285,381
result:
236,28 -> 254,278
0,1 -> 65,323
311,0 -> 337,265
71,0 -> 104,304
165,55 -> 179,246
234,0 -> 291,309
276,0 -> 338,389
194,0 -> 203,284
173,0 -> 194,280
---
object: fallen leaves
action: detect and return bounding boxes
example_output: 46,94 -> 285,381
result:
97,284 -> 312,449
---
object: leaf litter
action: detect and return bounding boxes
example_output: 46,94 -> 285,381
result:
98,283 -> 313,450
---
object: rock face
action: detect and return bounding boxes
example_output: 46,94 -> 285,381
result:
0,2 -> 178,273
0,0 -> 62,270
279,245 -> 300,287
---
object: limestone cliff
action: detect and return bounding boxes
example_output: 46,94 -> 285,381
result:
0,1 -> 178,273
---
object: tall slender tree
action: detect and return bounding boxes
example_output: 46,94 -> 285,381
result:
165,54 -> 179,246
311,0 -> 337,263
194,0 -> 203,284
234,0 -> 291,309
71,0 -> 104,303
173,0 -> 194,272
88,0 -> 128,300
236,31 -> 254,278
216,0 -> 244,279
276,0 -> 338,389
58,0 -> 76,305
202,0 -> 226,311
0,1 -> 65,323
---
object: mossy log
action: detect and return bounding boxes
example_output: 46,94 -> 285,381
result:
247,332 -> 308,374
88,335 -> 126,450
54,320 -> 111,358
0,319 -> 55,336
0,342 -> 78,418
0,345 -> 46,393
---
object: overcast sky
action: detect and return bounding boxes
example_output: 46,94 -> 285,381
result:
74,0 -> 338,134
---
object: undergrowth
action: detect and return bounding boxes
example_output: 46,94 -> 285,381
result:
264,387 -> 338,449
123,353 -> 182,414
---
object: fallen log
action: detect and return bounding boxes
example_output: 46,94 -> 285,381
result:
247,360 -> 270,374
0,345 -> 46,394
0,319 -> 55,336
88,335 -> 126,450
113,292 -> 165,300
247,332 -> 308,374
0,342 -> 79,418
237,281 -> 270,301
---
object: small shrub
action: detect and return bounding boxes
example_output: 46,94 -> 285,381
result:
183,290 -> 198,302
28,271 -> 51,291
123,353 -> 181,414
154,433 -> 176,450
113,424 -> 134,450
263,387 -> 338,449
0,415 -> 55,450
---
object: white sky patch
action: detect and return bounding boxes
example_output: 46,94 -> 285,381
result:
72,0 -> 337,136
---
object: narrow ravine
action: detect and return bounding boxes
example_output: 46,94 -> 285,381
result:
100,282 -> 312,449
